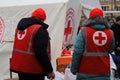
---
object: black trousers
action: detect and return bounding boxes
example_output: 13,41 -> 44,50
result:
18,73 -> 45,80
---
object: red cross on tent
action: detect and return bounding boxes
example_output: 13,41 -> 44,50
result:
0,24 -> 2,28
0,24 -> 2,32
64,20 -> 72,41
95,32 -> 105,44
0,17 -> 5,43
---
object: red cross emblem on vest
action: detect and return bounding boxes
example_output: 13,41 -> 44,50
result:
93,31 -> 107,46
17,29 -> 27,40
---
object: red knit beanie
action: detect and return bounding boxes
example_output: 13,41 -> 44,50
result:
89,8 -> 103,18
32,8 -> 46,21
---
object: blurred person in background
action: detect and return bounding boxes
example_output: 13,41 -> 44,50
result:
111,16 -> 120,56
111,16 -> 120,78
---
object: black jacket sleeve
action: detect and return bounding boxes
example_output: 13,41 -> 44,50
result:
33,27 -> 53,74
111,24 -> 120,47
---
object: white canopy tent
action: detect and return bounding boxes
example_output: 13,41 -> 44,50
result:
0,0 -> 101,79
80,0 -> 101,18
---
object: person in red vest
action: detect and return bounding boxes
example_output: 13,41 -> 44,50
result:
10,8 -> 55,80
71,8 -> 115,80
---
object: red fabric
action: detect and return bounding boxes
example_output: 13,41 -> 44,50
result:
32,8 -> 46,21
79,56 -> 110,74
86,27 -> 112,52
11,51 -> 45,74
10,24 -> 46,74
78,27 -> 112,74
89,8 -> 103,18
62,49 -> 71,55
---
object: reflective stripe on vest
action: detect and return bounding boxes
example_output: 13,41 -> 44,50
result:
14,49 -> 34,55
13,26 -> 37,55
83,52 -> 109,56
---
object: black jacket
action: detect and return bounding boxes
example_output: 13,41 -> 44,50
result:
111,23 -> 120,47
111,23 -> 120,55
17,17 -> 53,74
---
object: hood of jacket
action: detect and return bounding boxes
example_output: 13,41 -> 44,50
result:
82,17 -> 110,30
17,17 -> 49,31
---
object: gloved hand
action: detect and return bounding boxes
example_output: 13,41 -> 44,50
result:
47,71 -> 55,79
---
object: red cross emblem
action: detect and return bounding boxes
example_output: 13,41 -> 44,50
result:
19,31 -> 25,38
64,20 -> 72,41
93,31 -> 107,46
17,30 -> 27,40
62,8 -> 74,48
95,33 -> 105,44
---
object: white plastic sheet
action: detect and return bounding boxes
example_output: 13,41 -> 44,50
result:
45,71 -> 65,80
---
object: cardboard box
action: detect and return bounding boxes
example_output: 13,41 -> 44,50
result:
56,56 -> 72,73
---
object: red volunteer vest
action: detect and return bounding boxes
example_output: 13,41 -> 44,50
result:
10,24 -> 51,74
78,27 -> 112,74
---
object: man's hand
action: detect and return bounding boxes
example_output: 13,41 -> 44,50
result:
47,71 -> 55,79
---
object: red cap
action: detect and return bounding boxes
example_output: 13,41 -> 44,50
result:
89,8 -> 103,18
32,8 -> 46,21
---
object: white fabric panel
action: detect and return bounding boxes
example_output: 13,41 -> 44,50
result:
0,42 -> 14,79
80,0 -> 101,18
0,0 -> 68,7
67,0 -> 82,44
64,68 -> 76,80
0,3 -> 66,41
47,3 -> 67,70
109,54 -> 117,80
45,71 -> 65,80
62,0 -> 82,48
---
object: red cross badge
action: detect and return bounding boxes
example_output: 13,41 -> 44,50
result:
93,31 -> 107,46
17,29 -> 27,40
0,17 -> 5,44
